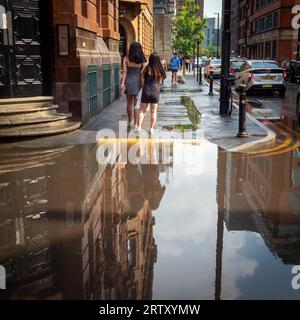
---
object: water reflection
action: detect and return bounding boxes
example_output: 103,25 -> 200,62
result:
0,143 -> 169,300
0,140 -> 300,300
219,149 -> 300,299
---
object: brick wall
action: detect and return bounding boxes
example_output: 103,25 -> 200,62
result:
52,0 -> 121,124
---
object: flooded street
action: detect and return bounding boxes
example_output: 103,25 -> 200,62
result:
1,138 -> 300,300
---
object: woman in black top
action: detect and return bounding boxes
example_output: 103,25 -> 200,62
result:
137,53 -> 166,135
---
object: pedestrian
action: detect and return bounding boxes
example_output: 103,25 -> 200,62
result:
121,42 -> 147,128
185,56 -> 190,72
136,52 -> 166,135
170,52 -> 181,85
161,55 -> 167,72
160,55 -> 167,84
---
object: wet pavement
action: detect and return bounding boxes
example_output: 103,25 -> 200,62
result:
0,138 -> 300,300
1,74 -> 300,300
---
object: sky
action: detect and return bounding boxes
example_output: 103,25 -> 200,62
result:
204,0 -> 222,18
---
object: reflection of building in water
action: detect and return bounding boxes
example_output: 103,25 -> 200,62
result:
0,142 -> 170,300
222,150 -> 300,265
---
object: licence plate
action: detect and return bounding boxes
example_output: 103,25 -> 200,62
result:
262,76 -> 276,80
262,84 -> 273,88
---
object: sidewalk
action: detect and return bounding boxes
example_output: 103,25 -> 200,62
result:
9,71 -> 276,152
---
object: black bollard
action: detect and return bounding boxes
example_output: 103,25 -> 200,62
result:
199,64 -> 202,85
208,71 -> 214,95
237,84 -> 249,138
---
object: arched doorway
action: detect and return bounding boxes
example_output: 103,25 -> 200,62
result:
119,18 -> 136,59
0,0 -> 52,98
119,24 -> 127,58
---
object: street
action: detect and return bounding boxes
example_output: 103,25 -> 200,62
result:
0,73 -> 300,300
211,77 -> 300,151
1,0 -> 300,305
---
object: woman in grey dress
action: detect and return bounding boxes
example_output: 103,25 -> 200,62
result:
121,42 -> 146,128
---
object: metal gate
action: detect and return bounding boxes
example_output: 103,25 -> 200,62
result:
88,65 -> 98,117
114,63 -> 120,100
0,0 -> 42,98
103,64 -> 111,108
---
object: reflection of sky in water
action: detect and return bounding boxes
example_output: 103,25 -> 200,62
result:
153,142 -> 300,300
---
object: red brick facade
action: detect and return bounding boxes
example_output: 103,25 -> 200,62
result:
237,0 -> 299,63
51,0 -> 121,124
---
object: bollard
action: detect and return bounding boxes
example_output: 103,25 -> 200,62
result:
199,64 -> 202,85
237,84 -> 249,138
208,71 -> 214,95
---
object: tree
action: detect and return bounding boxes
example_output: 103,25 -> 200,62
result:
207,45 -> 218,58
173,0 -> 207,58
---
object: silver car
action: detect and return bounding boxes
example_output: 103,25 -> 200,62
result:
204,59 -> 222,78
235,60 -> 286,96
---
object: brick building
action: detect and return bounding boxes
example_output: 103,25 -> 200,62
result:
237,0 -> 299,63
0,0 -> 154,138
153,0 -> 175,62
230,0 -> 240,56
119,0 -> 154,59
0,141 -> 169,299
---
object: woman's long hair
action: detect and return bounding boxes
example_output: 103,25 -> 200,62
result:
128,42 -> 146,64
143,53 -> 167,80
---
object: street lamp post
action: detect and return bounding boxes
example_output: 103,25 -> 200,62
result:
220,0 -> 231,115
297,27 -> 300,61
214,13 -> 220,59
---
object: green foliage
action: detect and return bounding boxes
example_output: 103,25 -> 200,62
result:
172,0 -> 207,56
207,44 -> 218,57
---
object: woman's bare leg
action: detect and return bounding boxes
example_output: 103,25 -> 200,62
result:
150,104 -> 158,131
133,96 -> 139,126
126,96 -> 133,123
138,103 -> 148,129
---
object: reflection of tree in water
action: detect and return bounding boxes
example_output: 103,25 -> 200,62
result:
0,143 -> 169,300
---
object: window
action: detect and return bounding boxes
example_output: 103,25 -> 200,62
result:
272,40 -> 277,60
259,17 -> 265,32
255,20 -> 259,33
265,41 -> 272,59
266,14 -> 272,30
273,12 -> 279,28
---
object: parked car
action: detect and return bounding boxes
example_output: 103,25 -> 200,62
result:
229,59 -> 245,77
281,60 -> 295,80
289,61 -> 300,83
297,89 -> 300,124
204,59 -> 222,78
194,57 -> 203,68
235,60 -> 286,96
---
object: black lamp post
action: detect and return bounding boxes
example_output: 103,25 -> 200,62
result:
220,0 -> 232,115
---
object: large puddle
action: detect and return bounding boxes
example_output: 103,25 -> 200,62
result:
0,140 -> 300,300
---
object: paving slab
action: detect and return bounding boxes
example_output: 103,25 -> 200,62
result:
2,72 -> 276,152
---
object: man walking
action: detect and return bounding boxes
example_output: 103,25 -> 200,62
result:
170,52 -> 181,85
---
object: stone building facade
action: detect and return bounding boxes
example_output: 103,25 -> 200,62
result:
119,0 -> 154,59
0,0 -> 154,138
237,0 -> 299,62
153,0 -> 175,62
52,0 -> 121,125
0,142 -> 169,299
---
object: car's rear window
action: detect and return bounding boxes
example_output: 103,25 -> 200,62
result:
211,60 -> 221,65
251,62 -> 280,69
231,61 -> 244,68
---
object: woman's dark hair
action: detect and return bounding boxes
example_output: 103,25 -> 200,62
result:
143,52 -> 166,80
128,42 -> 146,64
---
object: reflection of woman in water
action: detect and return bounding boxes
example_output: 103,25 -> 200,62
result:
123,162 -> 166,217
